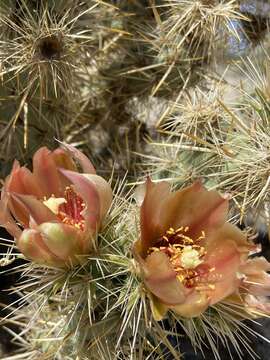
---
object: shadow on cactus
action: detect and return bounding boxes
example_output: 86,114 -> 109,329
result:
35,34 -> 63,61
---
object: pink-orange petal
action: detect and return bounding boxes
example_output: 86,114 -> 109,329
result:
10,193 -> 57,226
18,167 -> 44,198
241,257 -> 270,275
140,178 -> 171,257
59,144 -> 96,174
4,160 -> 24,194
4,161 -> 42,198
143,251 -> 187,306
167,182 -> 229,239
82,174 -> 112,222
241,257 -> 270,296
204,238 -> 241,305
51,148 -> 77,171
206,222 -> 250,261
171,292 -> 210,318
17,229 -> 59,264
2,163 -> 30,225
4,192 -> 29,227
0,198 -> 22,239
244,294 -> 270,315
59,169 -> 100,232
38,222 -> 86,261
32,147 -> 61,197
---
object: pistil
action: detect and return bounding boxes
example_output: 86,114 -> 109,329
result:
43,186 -> 86,231
58,186 -> 86,230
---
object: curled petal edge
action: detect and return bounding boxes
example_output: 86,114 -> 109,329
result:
58,142 -> 96,174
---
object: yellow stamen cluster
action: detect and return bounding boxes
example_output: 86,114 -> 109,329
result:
148,227 -> 215,289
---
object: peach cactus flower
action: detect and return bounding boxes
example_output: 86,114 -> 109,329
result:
133,179 -> 254,320
0,145 -> 112,267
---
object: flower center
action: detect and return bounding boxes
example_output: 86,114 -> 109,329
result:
43,186 -> 86,231
148,227 -> 215,289
180,246 -> 203,269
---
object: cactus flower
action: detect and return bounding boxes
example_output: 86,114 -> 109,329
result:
133,179 -> 255,320
0,145 -> 112,267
